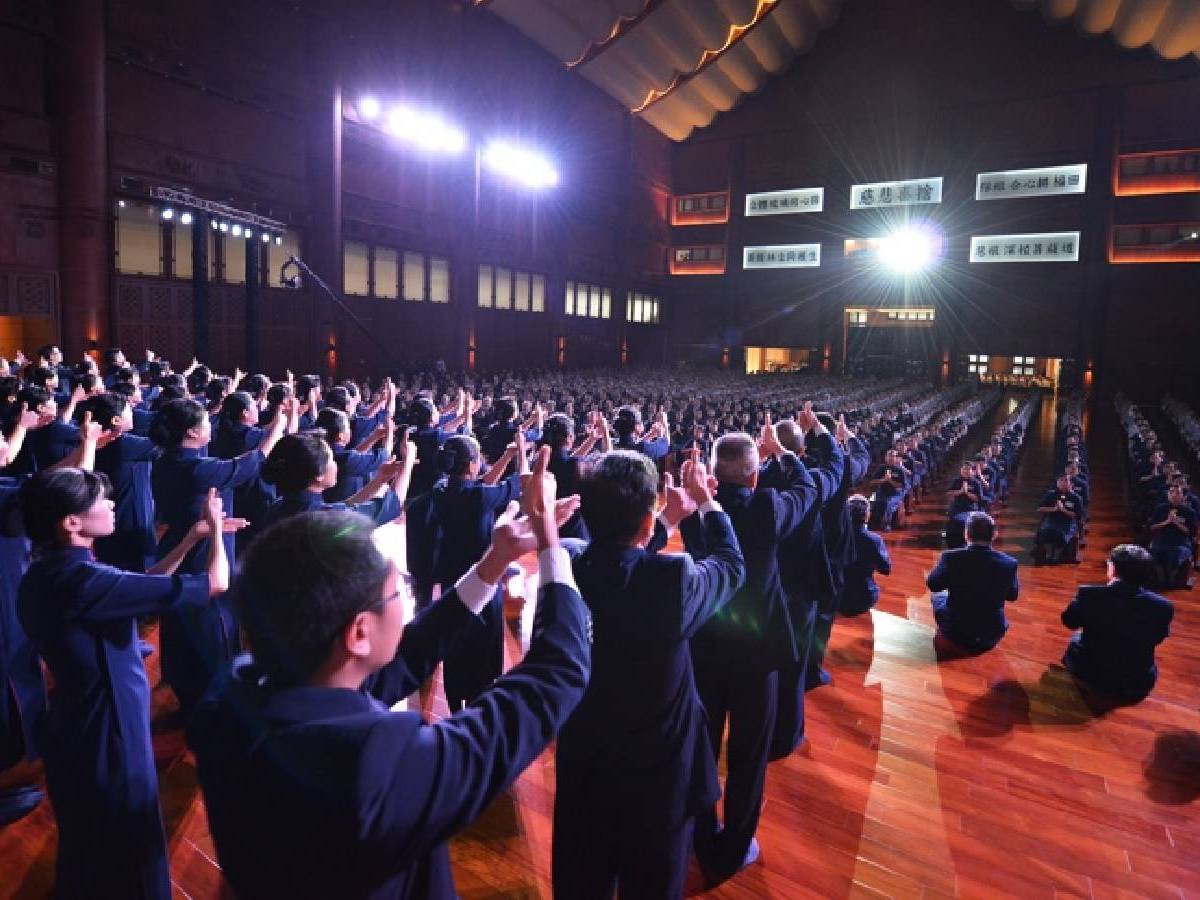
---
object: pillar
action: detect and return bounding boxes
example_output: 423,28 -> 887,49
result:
245,234 -> 260,371
57,0 -> 109,358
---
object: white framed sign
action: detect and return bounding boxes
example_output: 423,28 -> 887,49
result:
969,231 -> 1080,263
850,177 -> 942,209
745,187 -> 824,216
743,244 -> 821,269
975,164 -> 1086,200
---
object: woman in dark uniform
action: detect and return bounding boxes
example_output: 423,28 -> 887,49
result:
14,471 -> 234,899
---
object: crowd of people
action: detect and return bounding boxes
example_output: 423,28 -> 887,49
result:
0,342 -> 1182,899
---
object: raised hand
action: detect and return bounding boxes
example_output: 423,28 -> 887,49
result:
681,447 -> 714,508
194,516 -> 250,537
521,445 -> 557,519
17,402 -> 39,431
202,487 -> 224,534
661,471 -> 697,528
836,413 -> 852,444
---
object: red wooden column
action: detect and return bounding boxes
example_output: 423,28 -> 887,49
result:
57,0 -> 110,358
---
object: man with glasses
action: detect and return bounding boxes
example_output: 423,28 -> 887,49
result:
188,448 -> 591,899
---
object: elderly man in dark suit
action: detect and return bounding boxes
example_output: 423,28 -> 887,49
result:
682,417 -> 819,882
189,450 -> 591,900
554,448 -> 745,899
926,511 -> 1019,653
1061,543 -> 1173,702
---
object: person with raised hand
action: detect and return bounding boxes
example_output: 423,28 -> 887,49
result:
554,445 -> 745,899
682,415 -> 819,883
13,478 -> 237,900
149,396 -> 286,716
189,448 -> 590,900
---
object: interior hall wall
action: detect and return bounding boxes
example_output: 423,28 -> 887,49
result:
0,0 -> 673,377
668,0 -> 1200,396
0,14 -> 59,356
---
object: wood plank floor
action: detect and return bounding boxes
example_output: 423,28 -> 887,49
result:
2,393 -> 1199,899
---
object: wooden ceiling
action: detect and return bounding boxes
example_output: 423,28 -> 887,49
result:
477,0 -> 1200,141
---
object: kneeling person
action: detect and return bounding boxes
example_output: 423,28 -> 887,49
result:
926,512 -> 1019,653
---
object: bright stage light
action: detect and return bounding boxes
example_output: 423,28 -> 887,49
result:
161,208 -> 174,220
274,236 -> 282,245
385,105 -> 465,154
482,141 -> 558,189
244,229 -> 253,239
358,96 -> 381,120
211,219 -> 219,230
179,212 -> 193,225
261,233 -> 271,243
219,222 -> 229,233
232,224 -> 243,237
878,226 -> 940,274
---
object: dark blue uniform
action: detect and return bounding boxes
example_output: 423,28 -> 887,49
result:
210,421 -> 276,553
19,546 -> 209,899
1148,503 -> 1197,586
926,545 -> 1020,652
323,444 -> 386,504
431,474 -> 521,706
259,487 -> 401,531
189,579 -> 590,900
0,478 -> 42,771
152,447 -> 264,714
554,509 -> 745,898
839,526 -> 891,616
93,434 -> 160,572
1062,581 -> 1173,700
1036,489 -> 1083,561
547,446 -> 588,541
681,455 -> 816,877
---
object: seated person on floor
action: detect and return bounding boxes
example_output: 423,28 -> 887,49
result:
926,511 -> 1019,653
1060,543 -> 1173,703
945,462 -> 984,550
869,449 -> 908,531
839,494 -> 891,616
1033,474 -> 1083,564
1148,483 -> 1197,589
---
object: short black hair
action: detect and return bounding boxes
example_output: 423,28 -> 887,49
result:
543,413 -> 574,449
27,365 -> 57,388
324,386 -> 351,413
613,406 -> 641,438
439,434 -> 480,477
103,348 -> 123,367
494,396 -> 517,422
83,392 -> 130,431
217,391 -> 257,428
579,450 -> 657,545
1109,543 -> 1153,586
233,510 -> 391,685
262,433 -> 332,494
241,374 -> 269,402
17,386 -> 53,413
8,467 -> 111,546
187,365 -> 212,396
408,398 -> 436,428
315,407 -> 350,447
149,398 -> 206,447
965,511 -> 996,544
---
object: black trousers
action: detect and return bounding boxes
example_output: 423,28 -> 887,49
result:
553,773 -> 694,900
771,596 -> 816,759
693,664 -> 777,880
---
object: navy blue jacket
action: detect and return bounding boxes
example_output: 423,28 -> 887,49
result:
0,477 -> 41,768
559,509 -> 745,824
19,546 -> 209,899
431,475 -> 521,586
93,433 -> 160,572
547,446 -> 588,541
840,527 -> 891,616
1061,581 -> 1173,697
683,453 -> 817,673
823,435 -> 872,573
926,545 -> 1020,647
776,432 -> 846,607
189,581 -> 590,900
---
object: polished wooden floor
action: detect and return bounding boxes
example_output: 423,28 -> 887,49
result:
2,395 -> 1199,899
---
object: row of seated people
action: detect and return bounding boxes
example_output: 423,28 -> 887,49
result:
1116,394 -> 1198,590
0,342 -> 993,899
1031,395 -> 1089,565
942,392 -> 1039,549
927,391 -> 1040,651
865,385 -> 995,531
920,393 -> 1173,703
833,390 -> 1028,619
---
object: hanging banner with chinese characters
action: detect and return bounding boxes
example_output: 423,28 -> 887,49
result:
745,187 -> 824,216
969,231 -> 1081,263
975,164 -> 1086,200
743,244 -> 821,269
850,177 -> 942,210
